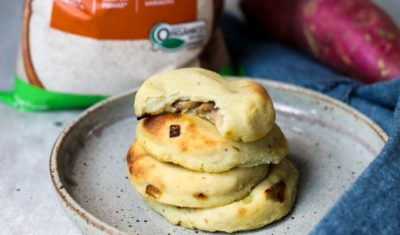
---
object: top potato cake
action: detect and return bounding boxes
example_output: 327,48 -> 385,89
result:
134,68 -> 275,142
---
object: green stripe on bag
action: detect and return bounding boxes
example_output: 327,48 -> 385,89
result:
0,76 -> 107,112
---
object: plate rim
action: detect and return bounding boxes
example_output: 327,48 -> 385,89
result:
49,78 -> 388,234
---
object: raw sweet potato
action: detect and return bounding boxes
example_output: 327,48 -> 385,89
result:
241,0 -> 400,83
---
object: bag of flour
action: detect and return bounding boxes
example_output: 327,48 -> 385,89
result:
0,0 -> 229,111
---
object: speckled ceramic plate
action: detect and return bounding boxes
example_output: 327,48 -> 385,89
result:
50,79 -> 387,235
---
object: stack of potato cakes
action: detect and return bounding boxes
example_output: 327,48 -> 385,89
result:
127,68 -> 299,233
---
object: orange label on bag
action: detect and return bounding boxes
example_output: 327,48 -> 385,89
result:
50,0 -> 197,40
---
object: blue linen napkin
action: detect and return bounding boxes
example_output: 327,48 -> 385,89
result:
221,13 -> 400,234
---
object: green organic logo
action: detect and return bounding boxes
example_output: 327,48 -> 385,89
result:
150,21 -> 207,51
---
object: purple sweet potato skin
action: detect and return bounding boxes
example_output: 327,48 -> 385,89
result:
241,0 -> 400,83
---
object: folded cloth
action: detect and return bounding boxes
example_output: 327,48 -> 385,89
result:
221,13 -> 400,234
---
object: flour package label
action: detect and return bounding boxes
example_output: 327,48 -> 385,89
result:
0,0 -> 229,111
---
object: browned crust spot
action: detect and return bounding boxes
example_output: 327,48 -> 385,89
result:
225,131 -> 233,138
193,192 -> 208,200
203,139 -> 216,146
128,143 -> 151,178
264,181 -> 286,203
142,113 -> 181,136
236,207 -> 247,217
246,81 -> 269,100
146,185 -> 162,199
126,147 -> 133,163
179,142 -> 188,152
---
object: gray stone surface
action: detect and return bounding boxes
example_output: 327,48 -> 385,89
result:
0,0 -> 23,89
0,1 -> 80,234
